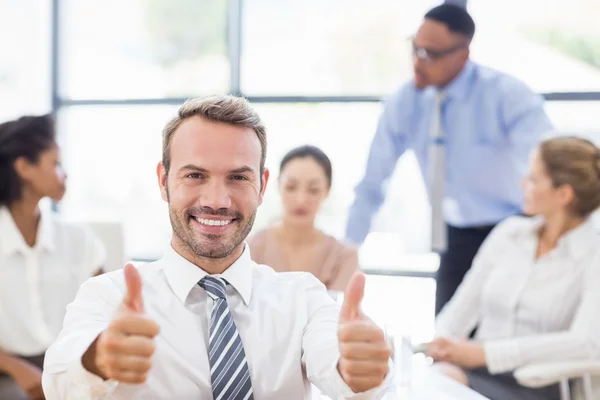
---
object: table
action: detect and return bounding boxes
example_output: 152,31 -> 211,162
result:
312,353 -> 490,399
391,363 -> 491,399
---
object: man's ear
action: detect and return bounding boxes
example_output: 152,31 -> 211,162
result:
157,162 -> 168,202
258,168 -> 270,205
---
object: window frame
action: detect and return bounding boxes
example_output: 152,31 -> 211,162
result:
49,0 -> 600,274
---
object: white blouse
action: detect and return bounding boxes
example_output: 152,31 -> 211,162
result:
436,216 -> 600,374
0,207 -> 106,355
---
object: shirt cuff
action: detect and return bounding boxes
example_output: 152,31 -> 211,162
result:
484,339 -> 521,374
329,359 -> 394,400
65,357 -> 119,400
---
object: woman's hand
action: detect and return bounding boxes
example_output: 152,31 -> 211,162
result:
10,359 -> 45,399
427,337 -> 487,369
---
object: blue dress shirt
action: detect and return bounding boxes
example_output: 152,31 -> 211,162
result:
346,61 -> 554,245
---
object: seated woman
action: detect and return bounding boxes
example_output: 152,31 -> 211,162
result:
0,115 -> 106,400
427,136 -> 600,400
248,145 -> 358,292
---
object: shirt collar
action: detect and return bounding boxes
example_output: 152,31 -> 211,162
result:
560,218 -> 598,261
516,216 -> 598,261
162,242 -> 253,306
0,207 -> 54,257
438,60 -> 476,101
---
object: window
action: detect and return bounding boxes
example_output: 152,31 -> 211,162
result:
59,0 -> 229,99
242,0 -> 441,96
0,0 -> 51,120
51,3 -> 600,268
57,105 -> 176,260
469,0 -> 600,93
545,101 -> 600,138
362,275 -> 435,345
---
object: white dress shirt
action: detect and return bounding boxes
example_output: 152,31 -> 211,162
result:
0,206 -> 106,356
436,215 -> 600,374
42,243 -> 392,400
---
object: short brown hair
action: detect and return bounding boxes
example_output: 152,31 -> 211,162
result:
162,95 -> 267,178
539,136 -> 600,217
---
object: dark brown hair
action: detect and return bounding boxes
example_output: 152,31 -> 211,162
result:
0,114 -> 56,206
279,145 -> 333,188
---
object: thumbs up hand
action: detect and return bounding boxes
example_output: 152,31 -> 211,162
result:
122,263 -> 145,313
82,264 -> 160,383
337,272 -> 391,393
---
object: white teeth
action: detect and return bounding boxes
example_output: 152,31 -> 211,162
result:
195,218 -> 232,226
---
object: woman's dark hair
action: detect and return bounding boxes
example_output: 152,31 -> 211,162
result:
0,114 -> 56,206
279,145 -> 333,188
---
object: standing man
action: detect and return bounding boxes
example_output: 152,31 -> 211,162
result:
42,95 -> 392,399
345,4 -> 553,315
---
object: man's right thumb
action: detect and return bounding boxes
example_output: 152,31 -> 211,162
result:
123,263 -> 144,313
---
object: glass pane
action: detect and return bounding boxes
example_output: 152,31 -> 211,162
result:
56,105 -> 177,260
363,275 -> 435,345
469,0 -> 600,92
60,0 -> 228,99
0,0 -> 50,120
252,103 -> 432,270
242,0 -> 441,96
545,101 -> 600,138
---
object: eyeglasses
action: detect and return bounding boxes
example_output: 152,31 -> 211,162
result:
411,40 -> 467,64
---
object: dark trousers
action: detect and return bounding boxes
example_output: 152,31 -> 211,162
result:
435,223 -> 496,315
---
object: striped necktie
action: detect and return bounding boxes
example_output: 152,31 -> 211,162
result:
428,90 -> 447,252
199,276 -> 254,400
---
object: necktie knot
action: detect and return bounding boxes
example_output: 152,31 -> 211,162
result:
199,276 -> 227,300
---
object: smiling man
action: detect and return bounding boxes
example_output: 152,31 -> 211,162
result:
41,96 -> 392,400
